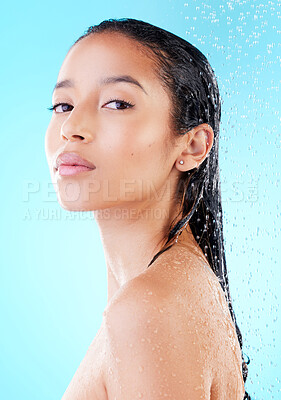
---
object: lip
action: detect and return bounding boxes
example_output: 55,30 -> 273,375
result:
55,152 -> 96,176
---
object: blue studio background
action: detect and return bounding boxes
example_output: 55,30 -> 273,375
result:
0,1 -> 280,399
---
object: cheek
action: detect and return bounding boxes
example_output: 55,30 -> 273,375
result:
103,115 -> 170,183
127,117 -> 169,168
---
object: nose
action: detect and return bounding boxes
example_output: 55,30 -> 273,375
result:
60,105 -> 95,143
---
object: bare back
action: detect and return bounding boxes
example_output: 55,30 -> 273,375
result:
61,229 -> 245,400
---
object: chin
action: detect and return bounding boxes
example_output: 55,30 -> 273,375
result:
57,197 -> 97,212
53,175 -> 101,211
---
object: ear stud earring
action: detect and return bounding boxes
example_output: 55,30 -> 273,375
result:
179,160 -> 184,165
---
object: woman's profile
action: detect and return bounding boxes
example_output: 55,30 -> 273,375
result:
45,18 -> 251,400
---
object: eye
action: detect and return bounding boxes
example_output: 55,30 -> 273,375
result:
47,103 -> 73,113
47,99 -> 135,113
103,98 -> 135,110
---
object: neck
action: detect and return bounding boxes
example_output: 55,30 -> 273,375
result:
94,202 -> 200,302
94,196 -> 185,304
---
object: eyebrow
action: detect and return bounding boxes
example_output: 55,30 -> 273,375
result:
52,75 -> 148,95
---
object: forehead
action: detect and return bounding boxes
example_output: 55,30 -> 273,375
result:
57,32 -> 162,93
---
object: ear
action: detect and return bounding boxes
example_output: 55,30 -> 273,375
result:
175,124 -> 214,171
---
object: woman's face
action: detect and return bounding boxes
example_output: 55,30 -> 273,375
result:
45,32 -> 179,211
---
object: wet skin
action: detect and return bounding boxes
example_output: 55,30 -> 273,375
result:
45,32 -> 244,399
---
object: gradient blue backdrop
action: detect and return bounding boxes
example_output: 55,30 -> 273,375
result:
0,1 -> 280,399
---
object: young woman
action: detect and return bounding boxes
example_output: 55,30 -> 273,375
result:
45,18 -> 251,400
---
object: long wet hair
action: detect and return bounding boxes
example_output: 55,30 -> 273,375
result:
73,18 -> 251,399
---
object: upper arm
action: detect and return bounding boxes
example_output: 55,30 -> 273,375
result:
102,280 -> 213,400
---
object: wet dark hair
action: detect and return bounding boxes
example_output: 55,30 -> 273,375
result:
73,18 -> 251,399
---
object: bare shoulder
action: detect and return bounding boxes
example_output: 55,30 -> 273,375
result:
101,254 -> 215,399
103,290 -> 213,399
102,247 -> 245,399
